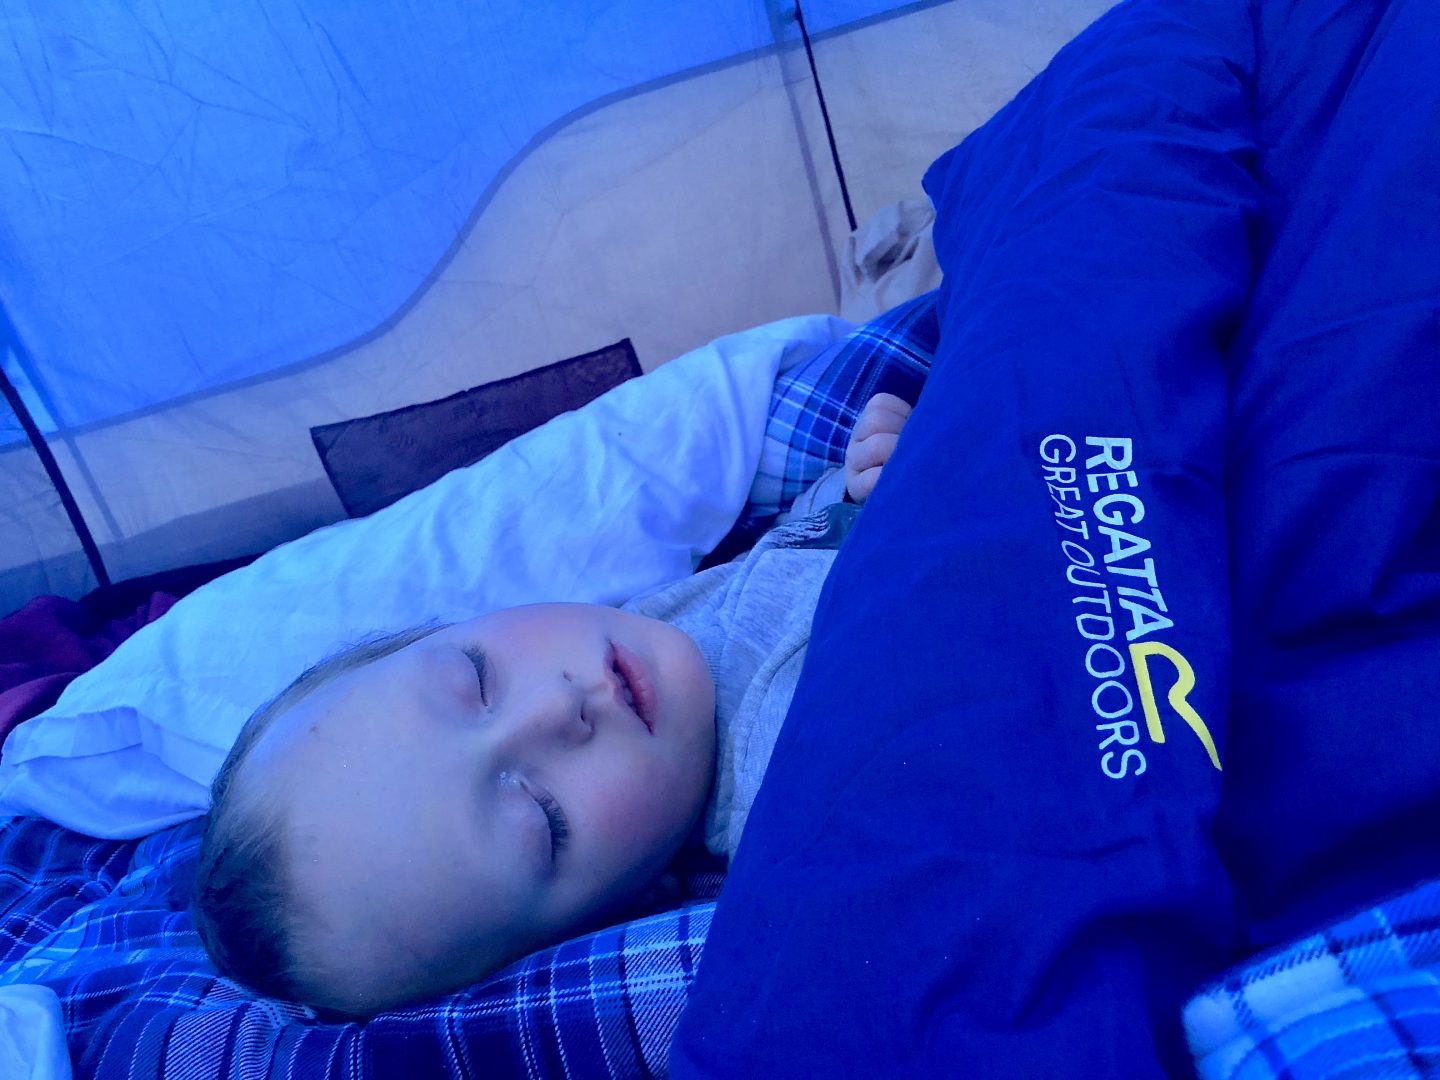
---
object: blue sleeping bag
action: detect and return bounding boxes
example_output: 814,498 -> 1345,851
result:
671,0 -> 1440,1075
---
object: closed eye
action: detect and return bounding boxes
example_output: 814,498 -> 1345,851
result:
461,646 -> 490,706
535,790 -> 570,860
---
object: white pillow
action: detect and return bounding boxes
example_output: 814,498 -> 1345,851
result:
0,985 -> 71,1080
0,315 -> 852,838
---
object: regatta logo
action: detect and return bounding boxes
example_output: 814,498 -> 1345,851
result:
1037,435 -> 1222,780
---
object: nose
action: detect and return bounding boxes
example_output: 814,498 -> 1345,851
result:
497,671 -> 596,750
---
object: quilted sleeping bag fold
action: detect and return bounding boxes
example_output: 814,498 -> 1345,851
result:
671,0 -> 1440,1076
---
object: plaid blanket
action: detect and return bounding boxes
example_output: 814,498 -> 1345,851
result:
746,289 -> 937,526
1184,881 -> 1440,1079
0,293 -> 940,1080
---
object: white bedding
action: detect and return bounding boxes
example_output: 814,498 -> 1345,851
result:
0,984 -> 70,1080
0,315 -> 852,838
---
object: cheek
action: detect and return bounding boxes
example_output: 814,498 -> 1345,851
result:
586,757 -> 699,851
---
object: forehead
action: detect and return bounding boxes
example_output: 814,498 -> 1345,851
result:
243,654 -> 392,777
253,627 -> 476,777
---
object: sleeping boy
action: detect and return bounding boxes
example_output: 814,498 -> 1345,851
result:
192,392 -> 913,1017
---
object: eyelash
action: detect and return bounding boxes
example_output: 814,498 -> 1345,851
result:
462,646 -> 490,705
470,646 -> 566,860
536,790 -> 570,860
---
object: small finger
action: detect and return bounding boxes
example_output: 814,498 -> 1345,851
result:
847,464 -> 884,505
845,431 -> 899,475
865,392 -> 911,414
852,394 -> 913,442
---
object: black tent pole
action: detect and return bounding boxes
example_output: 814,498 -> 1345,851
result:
0,358 -> 111,592
793,0 -> 859,233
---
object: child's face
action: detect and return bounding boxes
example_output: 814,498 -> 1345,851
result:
243,602 -> 716,1013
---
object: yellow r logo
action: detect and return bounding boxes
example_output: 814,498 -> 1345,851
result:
1129,642 -> 1222,771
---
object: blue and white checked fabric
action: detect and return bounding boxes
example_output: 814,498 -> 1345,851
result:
1185,881 -> 1440,1079
0,291 -> 942,1080
745,289 -> 938,527
0,816 -> 718,1079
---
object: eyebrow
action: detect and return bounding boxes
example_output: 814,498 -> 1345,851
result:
325,623 -> 453,680
241,622 -> 454,742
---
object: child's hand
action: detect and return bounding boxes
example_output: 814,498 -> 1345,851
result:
844,392 -> 913,506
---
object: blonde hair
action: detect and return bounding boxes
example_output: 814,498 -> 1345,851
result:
190,623 -> 449,1009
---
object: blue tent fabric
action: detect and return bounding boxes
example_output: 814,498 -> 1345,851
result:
0,1 -> 912,436
671,0 -> 1440,1076
2,0 -> 961,612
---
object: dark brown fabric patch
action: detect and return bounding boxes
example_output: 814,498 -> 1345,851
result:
311,340 -> 642,518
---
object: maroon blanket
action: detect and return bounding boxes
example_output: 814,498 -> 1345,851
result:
0,557 -> 254,755
0,593 -> 180,750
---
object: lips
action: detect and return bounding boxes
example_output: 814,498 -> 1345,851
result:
611,641 -> 656,734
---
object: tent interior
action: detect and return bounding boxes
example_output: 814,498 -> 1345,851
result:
2,0 -> 1105,614
4,1 -> 1438,1077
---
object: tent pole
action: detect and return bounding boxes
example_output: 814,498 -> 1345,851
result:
793,0 -> 858,233
0,358 -> 111,592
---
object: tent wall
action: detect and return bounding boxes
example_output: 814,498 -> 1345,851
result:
0,0 -> 1109,615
